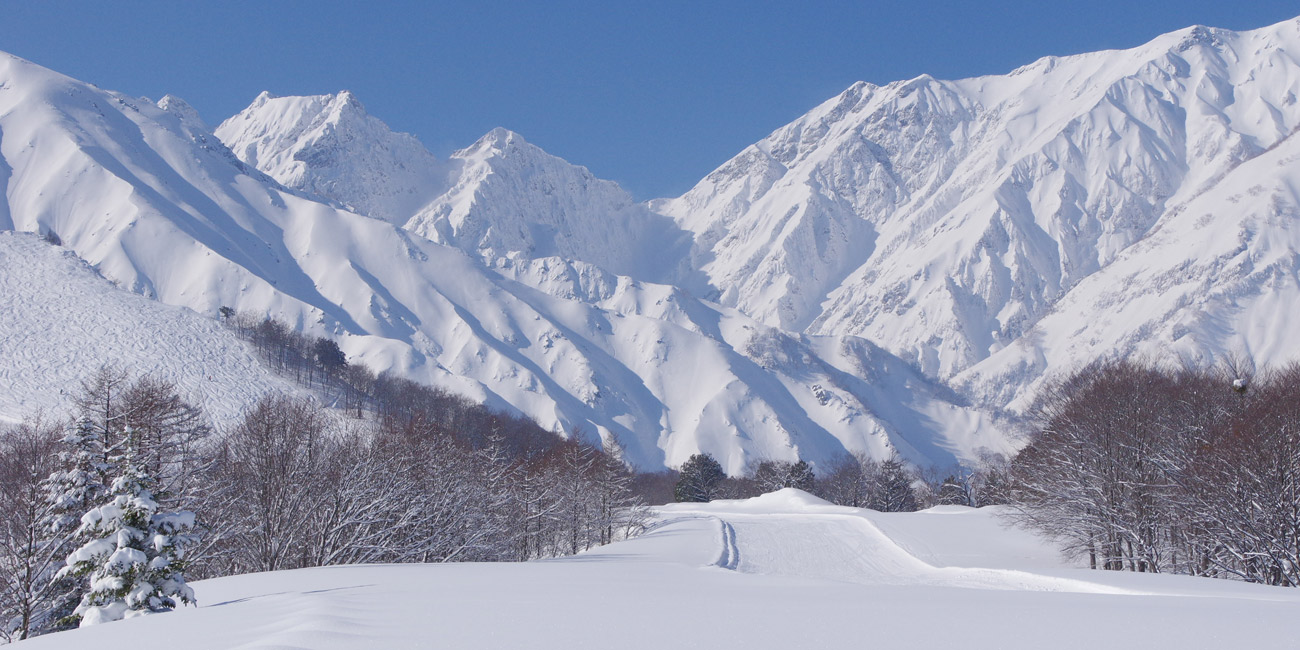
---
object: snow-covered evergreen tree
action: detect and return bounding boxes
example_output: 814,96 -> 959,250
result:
40,417 -> 111,630
57,427 -> 197,626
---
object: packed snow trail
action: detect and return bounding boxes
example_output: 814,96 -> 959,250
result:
661,489 -> 1138,594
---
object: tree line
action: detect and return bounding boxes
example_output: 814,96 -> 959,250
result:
1005,359 -> 1300,586
222,311 -> 1015,513
0,362 -> 649,642
670,450 -> 1009,512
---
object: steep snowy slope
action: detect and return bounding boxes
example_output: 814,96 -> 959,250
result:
956,125 -> 1300,408
20,491 -> 1299,650
404,128 -> 691,282
0,51 -> 996,472
0,232 -> 308,428
214,91 -> 450,224
218,99 -> 691,282
657,18 -> 1300,384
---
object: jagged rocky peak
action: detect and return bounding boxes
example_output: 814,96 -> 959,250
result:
216,89 -> 449,224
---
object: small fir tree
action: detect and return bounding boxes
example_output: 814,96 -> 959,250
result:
40,417 -> 111,630
57,427 -> 197,626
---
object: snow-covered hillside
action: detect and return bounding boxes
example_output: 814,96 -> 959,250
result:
956,125 -> 1300,408
657,18 -> 1300,395
17,490 -> 1298,649
0,232 -> 308,428
0,50 -> 997,473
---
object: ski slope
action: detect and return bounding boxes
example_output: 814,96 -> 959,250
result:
19,490 -> 1298,649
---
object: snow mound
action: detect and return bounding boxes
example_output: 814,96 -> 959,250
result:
661,487 -> 834,514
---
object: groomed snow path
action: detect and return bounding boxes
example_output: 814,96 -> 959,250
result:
19,490 -> 1299,649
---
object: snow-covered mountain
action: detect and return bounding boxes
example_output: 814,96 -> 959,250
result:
215,90 -> 451,225
658,18 -> 1300,394
7,17 -> 1299,473
0,50 -> 998,474
955,122 -> 1300,409
220,18 -> 1300,418
218,97 -> 691,282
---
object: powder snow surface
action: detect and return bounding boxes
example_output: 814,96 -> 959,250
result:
0,232 -> 308,427
17,490 -> 1297,649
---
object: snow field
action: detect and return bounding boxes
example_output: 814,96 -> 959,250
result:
16,490 -> 1299,649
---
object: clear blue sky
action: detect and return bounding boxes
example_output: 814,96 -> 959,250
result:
3,1 -> 1297,199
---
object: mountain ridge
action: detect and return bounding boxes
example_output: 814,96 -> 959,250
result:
658,16 -> 1300,394
5,16 -> 1300,472
0,49 -> 1000,474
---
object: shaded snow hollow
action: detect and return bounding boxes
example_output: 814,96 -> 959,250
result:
20,490 -> 1300,650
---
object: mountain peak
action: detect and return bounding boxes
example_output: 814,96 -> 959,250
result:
468,126 -> 527,153
328,89 -> 367,117
1172,24 -> 1224,52
156,94 -> 208,131
216,90 -> 448,224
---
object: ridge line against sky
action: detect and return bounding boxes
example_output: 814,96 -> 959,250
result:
3,2 -> 1298,200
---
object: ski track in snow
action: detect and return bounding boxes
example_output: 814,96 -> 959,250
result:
664,501 -> 1138,595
